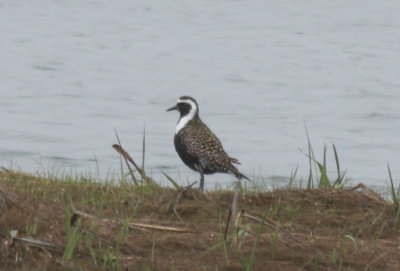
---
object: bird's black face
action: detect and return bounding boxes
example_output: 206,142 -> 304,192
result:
177,102 -> 192,117
167,97 -> 198,118
167,102 -> 192,118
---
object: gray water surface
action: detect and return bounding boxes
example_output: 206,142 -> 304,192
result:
1,0 -> 400,188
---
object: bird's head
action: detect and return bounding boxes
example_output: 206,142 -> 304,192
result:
167,96 -> 199,119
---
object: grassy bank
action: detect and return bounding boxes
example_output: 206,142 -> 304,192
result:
0,168 -> 399,271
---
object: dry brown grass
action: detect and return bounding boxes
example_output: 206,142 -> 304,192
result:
0,171 -> 399,270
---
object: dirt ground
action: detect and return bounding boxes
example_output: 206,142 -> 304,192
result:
0,171 -> 399,270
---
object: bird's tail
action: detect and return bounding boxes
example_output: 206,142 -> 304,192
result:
234,171 -> 251,181
229,156 -> 241,164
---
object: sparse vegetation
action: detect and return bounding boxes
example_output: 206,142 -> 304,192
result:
0,136 -> 399,270
0,168 -> 399,270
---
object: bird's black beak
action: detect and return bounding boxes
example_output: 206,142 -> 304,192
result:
166,105 -> 178,112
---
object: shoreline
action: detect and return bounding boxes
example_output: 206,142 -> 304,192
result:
1,169 -> 399,270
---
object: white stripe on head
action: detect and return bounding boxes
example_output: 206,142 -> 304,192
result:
175,98 -> 198,134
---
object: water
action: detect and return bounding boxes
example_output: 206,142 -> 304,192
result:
1,0 -> 400,188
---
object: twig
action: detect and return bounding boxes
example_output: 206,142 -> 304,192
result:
128,222 -> 195,233
169,181 -> 197,222
224,208 -> 232,241
112,143 -> 157,185
349,183 -> 386,203
0,166 -> 11,172
73,209 -> 196,233
13,237 -> 61,251
230,181 -> 241,226
224,181 -> 241,241
112,144 -> 139,172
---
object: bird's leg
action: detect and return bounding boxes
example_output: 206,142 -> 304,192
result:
199,171 -> 205,191
194,164 -> 205,191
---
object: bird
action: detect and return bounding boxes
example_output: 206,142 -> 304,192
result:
167,96 -> 250,190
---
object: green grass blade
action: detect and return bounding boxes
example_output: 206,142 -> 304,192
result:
289,166 -> 298,188
317,161 -> 331,189
387,163 -> 399,208
161,171 -> 181,190
332,143 -> 346,188
304,122 -> 314,189
63,207 -> 82,261
307,138 -> 313,189
332,143 -> 341,182
63,228 -> 81,261
246,216 -> 265,270
142,126 -> 146,171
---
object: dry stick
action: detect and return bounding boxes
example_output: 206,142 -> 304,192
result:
232,185 -> 240,237
13,238 -> 77,270
112,144 -> 139,173
0,187 -> 91,260
114,129 -> 140,185
11,233 -> 93,260
350,183 -> 384,199
12,237 -> 61,251
0,166 -> 11,172
223,208 -> 232,241
9,230 -> 64,256
169,181 -> 197,223
73,209 -> 196,233
112,144 -> 157,185
172,208 -> 185,223
230,181 -> 241,226
2,183 -> 140,262
128,222 -> 195,233
113,129 -> 156,185
348,183 -> 390,208
67,206 -> 140,256
224,180 -> 241,240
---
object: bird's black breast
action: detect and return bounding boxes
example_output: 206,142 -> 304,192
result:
174,133 -> 199,172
